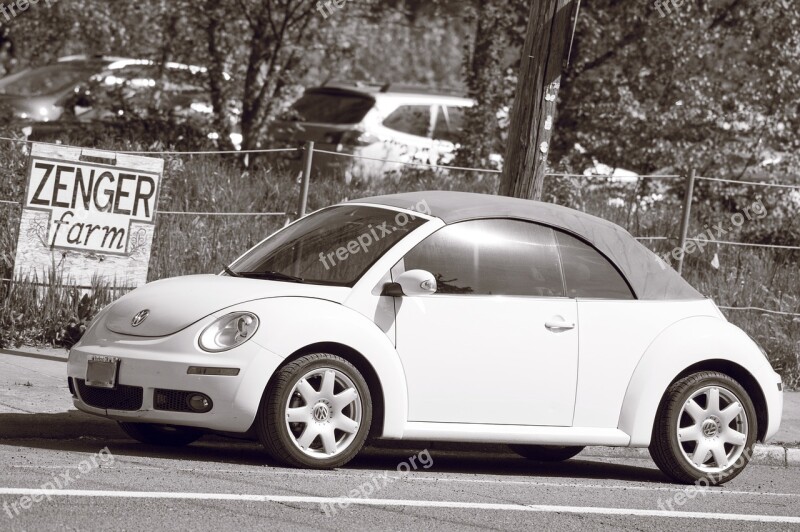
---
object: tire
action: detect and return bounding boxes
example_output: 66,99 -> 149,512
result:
509,444 -> 585,462
649,371 -> 757,485
118,422 -> 204,447
256,353 -> 372,469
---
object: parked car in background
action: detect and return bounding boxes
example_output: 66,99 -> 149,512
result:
67,191 -> 782,485
272,83 -> 473,180
0,55 -> 241,148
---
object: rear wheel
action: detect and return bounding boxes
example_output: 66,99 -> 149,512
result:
509,444 -> 585,462
649,371 -> 757,485
118,422 -> 204,447
256,353 -> 372,469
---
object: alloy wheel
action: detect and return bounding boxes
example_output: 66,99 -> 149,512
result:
284,367 -> 363,459
675,385 -> 749,473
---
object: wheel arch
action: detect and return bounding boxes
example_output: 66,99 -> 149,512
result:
618,315 -> 778,446
242,296 -> 407,439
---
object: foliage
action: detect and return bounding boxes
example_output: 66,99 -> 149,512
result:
453,0 -> 523,169
552,0 -> 800,183
0,268 -> 117,349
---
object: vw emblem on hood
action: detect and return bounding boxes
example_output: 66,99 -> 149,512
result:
131,310 -> 150,327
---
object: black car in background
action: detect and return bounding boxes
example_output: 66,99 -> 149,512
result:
0,55 -> 241,148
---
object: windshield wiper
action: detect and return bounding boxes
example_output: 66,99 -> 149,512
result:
223,265 -> 241,278
236,270 -> 305,283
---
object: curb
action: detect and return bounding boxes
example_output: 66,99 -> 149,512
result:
0,410 -> 125,441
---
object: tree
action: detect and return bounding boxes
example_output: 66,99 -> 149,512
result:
500,0 -> 578,200
455,0 -> 524,170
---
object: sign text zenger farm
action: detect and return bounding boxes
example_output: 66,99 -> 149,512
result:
25,158 -> 160,254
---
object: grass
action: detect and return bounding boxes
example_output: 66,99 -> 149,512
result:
0,135 -> 797,387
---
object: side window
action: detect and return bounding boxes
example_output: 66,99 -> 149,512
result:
432,105 -> 465,142
555,231 -> 634,299
383,105 -> 433,137
402,219 -> 564,297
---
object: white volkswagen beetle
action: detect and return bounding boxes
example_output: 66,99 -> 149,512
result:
68,191 -> 783,484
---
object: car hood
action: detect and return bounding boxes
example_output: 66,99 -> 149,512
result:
105,274 -> 349,337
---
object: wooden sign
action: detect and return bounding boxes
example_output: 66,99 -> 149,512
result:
12,143 -> 164,288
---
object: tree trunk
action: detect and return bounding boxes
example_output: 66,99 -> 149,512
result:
500,0 -> 576,200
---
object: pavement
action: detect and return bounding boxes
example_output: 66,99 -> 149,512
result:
1,346 -> 800,530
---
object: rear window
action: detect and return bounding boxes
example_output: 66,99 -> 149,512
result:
555,231 -> 634,299
290,90 -> 375,124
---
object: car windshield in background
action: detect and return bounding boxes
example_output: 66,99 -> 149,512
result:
230,205 -> 426,286
0,65 -> 91,96
290,89 -> 375,124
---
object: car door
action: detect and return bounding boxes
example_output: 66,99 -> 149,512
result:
392,219 -> 579,426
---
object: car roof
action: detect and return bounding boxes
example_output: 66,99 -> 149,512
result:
351,191 -> 703,301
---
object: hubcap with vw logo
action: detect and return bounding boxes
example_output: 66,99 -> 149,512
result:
312,402 -> 331,422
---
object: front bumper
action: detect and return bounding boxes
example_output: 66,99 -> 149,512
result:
67,316 -> 284,433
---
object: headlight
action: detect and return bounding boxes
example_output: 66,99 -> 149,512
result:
198,312 -> 259,353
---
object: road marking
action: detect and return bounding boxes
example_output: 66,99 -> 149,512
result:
0,488 -> 799,523
5,464 -> 800,498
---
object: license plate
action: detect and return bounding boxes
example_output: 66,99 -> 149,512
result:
86,356 -> 120,389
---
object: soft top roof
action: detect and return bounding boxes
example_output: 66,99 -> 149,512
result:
351,191 -> 703,301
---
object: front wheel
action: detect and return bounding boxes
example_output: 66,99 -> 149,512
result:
256,353 -> 372,469
118,422 -> 204,446
509,444 -> 585,462
649,371 -> 757,485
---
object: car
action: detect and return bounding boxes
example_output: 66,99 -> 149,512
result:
272,83 -> 478,180
67,191 -> 783,484
0,55 -> 241,147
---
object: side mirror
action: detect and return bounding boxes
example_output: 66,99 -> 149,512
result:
382,269 -> 437,297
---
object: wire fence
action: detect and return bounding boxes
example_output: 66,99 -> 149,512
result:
1,136 -> 799,317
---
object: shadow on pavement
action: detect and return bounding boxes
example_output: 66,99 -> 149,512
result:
0,411 -> 669,484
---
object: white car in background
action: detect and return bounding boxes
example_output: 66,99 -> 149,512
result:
67,191 -> 783,485
272,83 -> 475,179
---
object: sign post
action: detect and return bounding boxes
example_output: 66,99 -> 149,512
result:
12,143 -> 164,288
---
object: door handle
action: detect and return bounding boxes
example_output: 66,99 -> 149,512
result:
545,319 -> 576,331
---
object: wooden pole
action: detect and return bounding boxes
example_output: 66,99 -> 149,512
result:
677,169 -> 696,276
500,0 -> 578,201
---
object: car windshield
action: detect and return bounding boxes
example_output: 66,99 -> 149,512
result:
230,205 -> 427,286
0,65 -> 92,96
290,89 -> 375,124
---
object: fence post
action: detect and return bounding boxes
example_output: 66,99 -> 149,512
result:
297,141 -> 314,218
677,168 -> 696,276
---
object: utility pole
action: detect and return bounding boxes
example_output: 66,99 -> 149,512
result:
500,0 -> 579,200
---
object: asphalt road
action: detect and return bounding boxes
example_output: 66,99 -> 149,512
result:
0,437 -> 798,531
